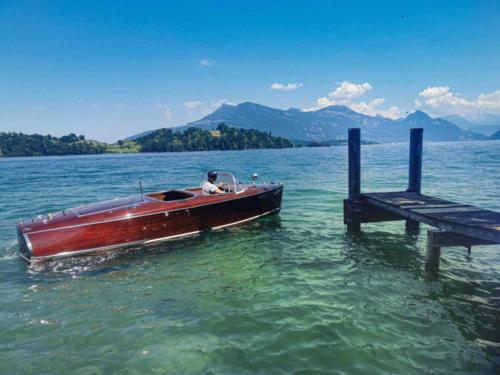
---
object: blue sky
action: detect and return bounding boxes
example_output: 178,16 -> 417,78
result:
1,0 -> 499,142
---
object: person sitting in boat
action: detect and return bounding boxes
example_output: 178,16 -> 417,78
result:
202,171 -> 225,195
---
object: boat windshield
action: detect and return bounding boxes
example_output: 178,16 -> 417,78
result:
201,171 -> 244,194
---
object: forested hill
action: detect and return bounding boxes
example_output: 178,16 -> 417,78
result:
134,123 -> 293,152
0,124 -> 293,157
0,132 -> 106,157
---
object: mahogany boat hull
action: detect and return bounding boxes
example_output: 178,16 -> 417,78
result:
17,183 -> 283,262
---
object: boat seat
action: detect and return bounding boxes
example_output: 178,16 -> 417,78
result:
148,189 -> 195,202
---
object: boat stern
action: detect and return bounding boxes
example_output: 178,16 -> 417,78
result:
16,223 -> 33,262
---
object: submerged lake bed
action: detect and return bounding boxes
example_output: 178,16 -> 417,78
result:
0,141 -> 499,374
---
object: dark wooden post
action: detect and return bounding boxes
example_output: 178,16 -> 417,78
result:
408,128 -> 423,194
425,229 -> 441,271
406,219 -> 421,235
406,128 -> 423,234
348,128 -> 361,200
346,128 -> 361,232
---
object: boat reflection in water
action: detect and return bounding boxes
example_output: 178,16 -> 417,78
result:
17,171 -> 283,264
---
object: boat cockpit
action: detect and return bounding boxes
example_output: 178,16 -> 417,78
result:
200,171 -> 246,194
147,189 -> 196,202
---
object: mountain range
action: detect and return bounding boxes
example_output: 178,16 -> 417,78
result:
440,115 -> 500,136
128,102 -> 490,143
490,130 -> 500,140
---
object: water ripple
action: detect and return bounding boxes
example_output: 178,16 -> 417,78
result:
0,143 -> 499,374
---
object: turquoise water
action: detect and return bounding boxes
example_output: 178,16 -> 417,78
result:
0,141 -> 499,374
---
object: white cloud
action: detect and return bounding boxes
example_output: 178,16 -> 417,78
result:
477,90 -> 500,110
417,86 -> 500,116
419,86 -> 450,98
200,59 -> 212,67
304,81 -> 401,119
270,82 -> 303,92
349,99 -> 401,119
184,100 -> 203,110
329,81 -> 372,99
349,98 -> 385,114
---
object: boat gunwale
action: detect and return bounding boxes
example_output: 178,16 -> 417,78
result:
23,184 -> 283,235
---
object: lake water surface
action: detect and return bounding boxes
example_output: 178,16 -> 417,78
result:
0,141 -> 499,374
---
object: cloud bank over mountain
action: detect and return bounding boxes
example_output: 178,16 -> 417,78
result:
298,81 -> 500,123
415,86 -> 500,120
303,81 -> 401,119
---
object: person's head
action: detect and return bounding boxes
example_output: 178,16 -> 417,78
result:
207,170 -> 217,183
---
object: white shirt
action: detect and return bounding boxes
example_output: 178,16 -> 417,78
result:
202,181 -> 218,195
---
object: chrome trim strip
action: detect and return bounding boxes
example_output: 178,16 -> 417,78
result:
28,185 -> 283,235
18,251 -> 32,263
30,207 -> 281,262
212,208 -> 280,230
23,233 -> 33,255
144,230 -> 201,244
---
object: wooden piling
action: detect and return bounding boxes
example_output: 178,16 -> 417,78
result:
424,229 -> 495,270
426,229 -> 442,270
346,128 -> 361,232
406,128 -> 423,233
348,128 -> 361,200
405,219 -> 420,235
408,128 -> 423,194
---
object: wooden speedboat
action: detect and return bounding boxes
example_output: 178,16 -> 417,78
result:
17,171 -> 283,263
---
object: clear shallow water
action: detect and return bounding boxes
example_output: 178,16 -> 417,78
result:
0,141 -> 499,374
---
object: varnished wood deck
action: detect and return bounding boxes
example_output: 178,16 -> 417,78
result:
362,191 -> 500,243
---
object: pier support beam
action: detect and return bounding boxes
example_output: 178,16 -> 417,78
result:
425,228 -> 496,271
346,128 -> 361,232
344,199 -> 404,225
405,219 -> 421,235
426,229 -> 442,271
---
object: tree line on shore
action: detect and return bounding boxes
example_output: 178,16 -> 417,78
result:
0,132 -> 106,157
134,123 -> 293,152
0,124 -> 294,157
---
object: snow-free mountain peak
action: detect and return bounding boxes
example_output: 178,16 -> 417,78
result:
129,102 -> 486,143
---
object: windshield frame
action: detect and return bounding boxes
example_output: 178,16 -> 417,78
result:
201,171 -> 246,194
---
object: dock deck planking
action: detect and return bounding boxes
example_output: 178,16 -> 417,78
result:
362,191 -> 500,243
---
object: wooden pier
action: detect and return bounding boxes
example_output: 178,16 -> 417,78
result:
343,128 -> 500,271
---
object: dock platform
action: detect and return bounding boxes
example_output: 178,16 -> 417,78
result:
343,128 -> 500,271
